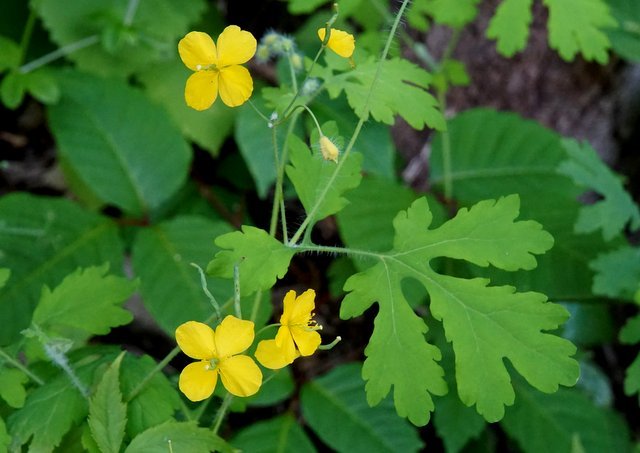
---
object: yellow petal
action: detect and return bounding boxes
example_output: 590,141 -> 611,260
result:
184,70 -> 218,111
218,65 -> 253,107
218,355 -> 262,397
214,315 -> 255,358
216,25 -> 257,67
175,321 -> 216,360
178,31 -> 217,71
178,361 -> 218,402
281,289 -> 316,326
274,326 -> 298,363
255,339 -> 296,370
317,28 -> 355,58
291,327 -> 321,357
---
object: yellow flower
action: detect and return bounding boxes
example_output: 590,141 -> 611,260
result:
255,289 -> 322,370
175,316 -> 262,401
178,26 -> 257,110
317,27 -> 355,58
319,135 -> 339,162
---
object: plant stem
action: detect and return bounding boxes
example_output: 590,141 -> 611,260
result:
269,125 -> 284,238
286,50 -> 299,93
0,347 -> 44,385
125,346 -> 181,402
19,35 -> 100,74
123,0 -> 140,26
18,9 -> 36,66
233,264 -> 242,318
212,393 -> 233,434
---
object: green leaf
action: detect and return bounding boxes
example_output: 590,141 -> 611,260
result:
0,36 -> 20,72
605,0 -> 640,61
132,216 -> 234,334
620,315 -> 640,401
558,139 -> 640,240
409,0 -> 481,29
342,195 -> 578,424
590,246 -> 640,300
246,368 -> 295,407
543,0 -> 616,63
0,368 -> 28,408
286,134 -> 362,223
0,193 -> 124,345
286,0 -> 329,14
486,0 -> 534,56
125,421 -> 229,453
0,70 -> 25,109
48,71 -> 192,216
430,108 -> 611,300
501,381 -> 632,453
232,415 -> 316,453
207,226 -> 295,297
301,363 -> 424,452
0,417 -> 10,452
37,0 -> 206,77
88,353 -> 127,453
322,58 -> 445,131
24,69 -> 60,104
32,265 -> 136,338
0,268 -> 9,288
137,60 -> 235,156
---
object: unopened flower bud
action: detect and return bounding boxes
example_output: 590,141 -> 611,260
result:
319,136 -> 339,162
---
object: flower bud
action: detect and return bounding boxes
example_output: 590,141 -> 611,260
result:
319,136 -> 339,162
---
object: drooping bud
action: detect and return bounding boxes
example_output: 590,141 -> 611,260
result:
319,136 -> 339,162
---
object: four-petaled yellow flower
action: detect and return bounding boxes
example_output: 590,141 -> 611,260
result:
255,289 -> 321,369
178,26 -> 257,110
317,27 -> 355,58
175,316 -> 262,401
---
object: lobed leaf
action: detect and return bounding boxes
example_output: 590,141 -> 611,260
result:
605,0 -> 640,61
590,246 -> 640,300
0,368 -> 28,408
620,315 -> 640,402
125,421 -> 230,453
408,0 -> 481,29
486,0 -> 534,56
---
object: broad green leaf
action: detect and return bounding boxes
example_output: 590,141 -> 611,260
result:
0,36 -> 20,72
207,226 -> 295,297
590,246 -> 640,300
88,353 -> 127,453
0,368 -> 28,408
132,216 -> 234,334
409,0 -> 481,29
430,108 -> 611,300
486,0 -> 534,56
561,303 -> 614,347
24,69 -> 60,104
32,265 -> 136,338
501,381 -> 632,453
620,315 -> 640,401
286,134 -> 362,223
543,0 -> 616,63
286,0 -> 329,14
37,0 -> 206,77
232,415 -> 316,453
0,193 -> 123,345
0,418 -> 9,452
322,58 -> 445,131
137,60 -> 235,156
48,71 -> 192,216
558,139 -> 640,240
301,363 -> 424,452
246,368 -> 295,407
125,421 -> 229,453
342,195 -> 578,424
606,0 -> 640,61
0,268 -> 9,287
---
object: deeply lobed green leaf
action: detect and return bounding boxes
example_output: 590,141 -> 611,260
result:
487,0 -> 534,56
590,246 -> 640,300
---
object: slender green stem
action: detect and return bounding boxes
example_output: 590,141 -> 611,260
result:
18,9 -> 36,66
250,290 -> 263,324
301,105 -> 323,137
125,346 -> 181,402
233,264 -> 242,318
437,89 -> 453,200
19,35 -> 100,74
212,393 -> 233,434
289,0 -> 412,244
0,347 -> 44,385
192,393 -> 215,422
286,50 -> 299,93
123,0 -> 140,26
269,125 -> 283,237
278,46 -> 324,121
289,242 -> 382,261
191,263 -> 221,320
247,99 -> 270,122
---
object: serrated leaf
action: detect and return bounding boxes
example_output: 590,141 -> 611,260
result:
232,415 -> 316,453
620,315 -> 640,400
88,353 -> 127,453
0,368 -> 28,408
501,381 -> 632,453
605,0 -> 640,61
207,226 -> 294,297
590,246 -> 640,300
125,421 -> 229,453
558,139 -> 640,240
301,363 -> 424,452
132,216 -> 234,334
32,265 -> 136,338
48,70 -> 192,216
486,0 -> 534,56
543,0 -> 616,63
37,0 -> 206,77
342,195 -> 577,424
0,193 -> 124,345
286,134 -> 362,223
322,58 -> 445,130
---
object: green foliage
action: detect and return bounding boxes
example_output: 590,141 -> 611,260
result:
0,193 -> 124,345
620,315 -> 640,402
125,421 -> 229,453
0,368 -> 28,408
486,0 -> 533,56
605,0 -> 640,61
232,415 -> 316,453
286,134 -> 362,223
48,71 -> 192,217
322,57 -> 446,130
342,195 -> 578,424
245,369 -> 295,407
132,216 -> 233,333
207,226 -> 295,296
558,139 -> 640,240
301,363 -> 424,452
590,246 -> 640,300
0,68 -> 59,109
88,353 -> 127,453
32,265 -> 136,339
408,0 -> 481,29
0,36 -> 20,72
501,380 -> 631,452
0,418 -> 9,452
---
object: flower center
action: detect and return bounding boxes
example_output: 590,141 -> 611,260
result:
206,357 -> 220,371
195,64 -> 218,71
